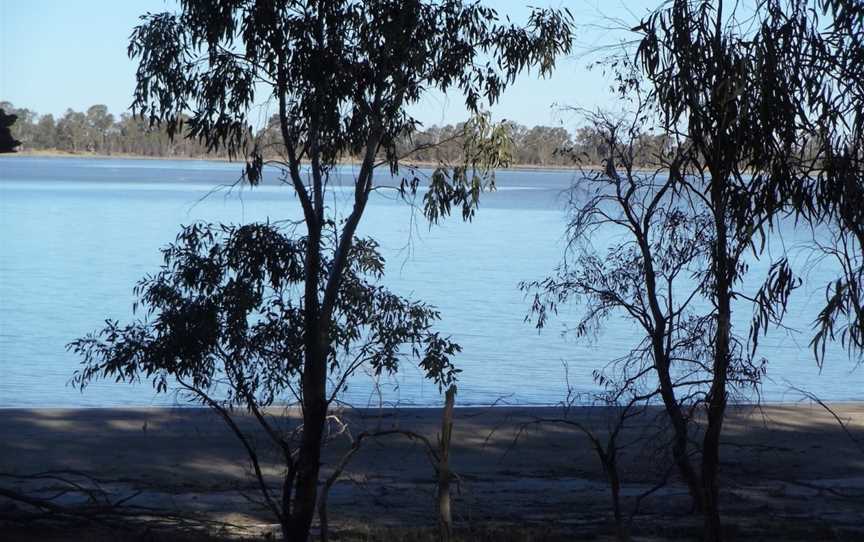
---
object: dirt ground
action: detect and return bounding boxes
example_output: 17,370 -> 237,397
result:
1,404 -> 863,540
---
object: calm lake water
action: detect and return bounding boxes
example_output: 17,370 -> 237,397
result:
0,157 -> 860,407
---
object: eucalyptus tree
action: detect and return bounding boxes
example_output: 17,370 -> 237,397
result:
802,0 -> 864,365
33,114 -> 57,149
521,125 -> 573,166
56,109 -> 88,153
71,222 -> 460,537
632,0 -> 863,539
85,105 -> 115,154
524,108 -> 707,508
70,1 -> 573,540
524,106 -> 769,517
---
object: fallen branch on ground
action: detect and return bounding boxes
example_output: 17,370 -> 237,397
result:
0,470 -> 250,535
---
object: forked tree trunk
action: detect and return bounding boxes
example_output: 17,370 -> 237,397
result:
640,241 -> 703,512
599,447 -> 628,542
655,352 -> 704,512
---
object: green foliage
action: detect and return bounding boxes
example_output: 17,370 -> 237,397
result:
128,0 -> 572,166
416,114 -> 511,223
56,109 -> 88,153
618,1 -> 864,536
69,223 -> 460,404
633,0 -> 864,364
523,109 -> 766,406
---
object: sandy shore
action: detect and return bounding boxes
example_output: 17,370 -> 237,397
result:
2,404 -> 863,539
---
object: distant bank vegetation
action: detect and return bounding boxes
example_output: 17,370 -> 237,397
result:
0,101 -> 671,168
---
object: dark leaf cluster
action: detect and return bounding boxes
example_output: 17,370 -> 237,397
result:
69,222 -> 460,406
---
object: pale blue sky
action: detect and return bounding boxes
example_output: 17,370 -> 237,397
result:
0,0 -> 660,128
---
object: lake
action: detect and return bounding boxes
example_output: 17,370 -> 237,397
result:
0,157 -> 860,407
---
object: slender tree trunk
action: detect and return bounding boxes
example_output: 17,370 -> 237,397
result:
702,363 -> 728,542
280,465 -> 297,539
438,385 -> 456,542
702,4 -> 732,535
702,331 -> 730,541
285,345 -> 327,542
602,449 -> 628,542
284,219 -> 327,542
702,180 -> 731,542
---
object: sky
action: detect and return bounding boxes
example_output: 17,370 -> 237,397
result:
0,0 -> 661,130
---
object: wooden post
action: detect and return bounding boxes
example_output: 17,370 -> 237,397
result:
438,385 -> 456,542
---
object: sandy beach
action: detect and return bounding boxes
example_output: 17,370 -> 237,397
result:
1,403 -> 863,540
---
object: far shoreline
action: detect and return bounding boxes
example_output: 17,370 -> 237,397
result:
1,149 -> 597,173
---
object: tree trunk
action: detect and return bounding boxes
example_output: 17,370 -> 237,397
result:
701,324 -> 729,541
701,313 -> 730,541
283,219 -> 327,542
438,385 -> 456,542
638,225 -> 703,513
280,466 -> 296,540
284,347 -> 327,542
702,179 -> 732,542
603,450 -> 628,542
653,338 -> 704,511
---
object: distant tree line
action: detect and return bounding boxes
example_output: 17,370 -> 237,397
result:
260,114 -> 671,167
3,101 -> 673,167
0,102 -> 221,158
392,122 -> 585,166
